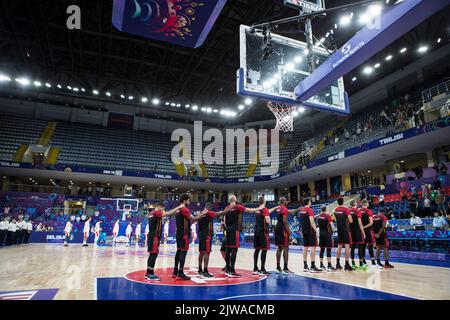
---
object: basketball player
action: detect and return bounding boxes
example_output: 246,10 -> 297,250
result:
317,206 -> 336,271
94,220 -> 102,246
135,221 -> 142,246
197,203 -> 232,277
359,200 -> 378,268
63,220 -> 73,247
126,222 -> 133,246
82,216 -> 92,247
145,203 -> 184,281
112,219 -> 120,245
373,209 -> 394,268
333,198 -> 353,271
252,196 -> 271,275
221,194 -> 263,278
163,220 -> 169,244
349,200 -> 366,270
273,197 -> 295,274
299,198 -> 321,273
173,194 -> 206,280
219,217 -> 227,271
190,222 -> 197,245
0,217 -> 7,247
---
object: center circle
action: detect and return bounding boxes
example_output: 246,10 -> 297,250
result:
125,267 -> 267,286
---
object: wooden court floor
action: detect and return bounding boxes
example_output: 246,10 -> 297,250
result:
0,243 -> 449,300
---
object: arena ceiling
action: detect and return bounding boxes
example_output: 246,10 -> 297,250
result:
0,0 -> 449,124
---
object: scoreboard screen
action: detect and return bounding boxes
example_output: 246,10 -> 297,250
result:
283,0 -> 325,12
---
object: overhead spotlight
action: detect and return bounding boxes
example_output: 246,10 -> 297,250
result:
385,55 -> 393,61
437,38 -> 442,43
400,47 -> 407,53
339,15 -> 351,26
120,94 -> 125,99
238,104 -> 244,110
67,85 -> 72,90
106,92 -> 111,97
81,88 -> 86,92
176,104 -> 181,107
192,105 -> 198,111
170,103 -> 176,107
57,84 -> 62,89
201,107 -> 206,112
128,96 -> 134,100
244,98 -> 253,105
15,77 -> 31,86
320,37 -> 325,43
374,63 -> 381,69
33,81 -> 42,87
294,56 -> 303,63
185,104 -> 190,108
417,45 -> 429,53
352,77 -> 357,82
368,4 -> 383,16
0,74 -> 11,82
165,102 -> 170,106
152,98 -> 160,105
298,106 -> 305,113
45,83 -> 52,88
73,87 -> 79,92
213,109 -> 219,113
363,66 -> 374,75
93,90 -> 99,95
141,97 -> 148,103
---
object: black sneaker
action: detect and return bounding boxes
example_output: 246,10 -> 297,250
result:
145,274 -> 161,281
310,266 -> 322,273
275,267 -> 283,274
327,265 -> 336,272
344,264 -> 353,271
198,270 -> 204,276
172,269 -> 178,278
303,266 -> 310,273
228,271 -> 242,278
259,269 -> 270,276
203,272 -> 214,278
384,262 -> 394,269
283,268 -> 295,274
335,264 -> 342,270
252,267 -> 260,275
177,272 -> 191,280
377,261 -> 384,268
320,264 -> 326,271
82,244 -> 88,247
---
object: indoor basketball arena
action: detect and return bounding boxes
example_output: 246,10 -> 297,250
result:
0,0 -> 449,308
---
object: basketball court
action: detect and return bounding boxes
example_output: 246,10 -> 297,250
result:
1,243 -> 449,300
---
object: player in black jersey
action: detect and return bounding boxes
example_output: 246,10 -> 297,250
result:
145,202 -> 184,281
333,198 -> 353,271
197,203 -> 232,278
252,197 -> 271,276
173,194 -> 206,280
317,206 -> 336,271
299,198 -> 321,273
359,200 -> 378,267
349,200 -> 366,269
373,209 -> 394,268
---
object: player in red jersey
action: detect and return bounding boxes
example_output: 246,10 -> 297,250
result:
373,209 -> 394,268
299,198 -> 321,273
333,198 -> 353,271
317,206 -> 336,271
221,194 -> 263,278
272,197 -> 295,274
349,200 -> 366,269
252,196 -> 271,276
359,200 -> 378,268
173,194 -> 206,280
197,203 -> 232,278
145,202 -> 184,281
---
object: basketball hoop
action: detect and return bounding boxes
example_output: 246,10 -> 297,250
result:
267,101 -> 296,132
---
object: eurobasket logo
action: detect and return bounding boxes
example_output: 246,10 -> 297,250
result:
171,121 -> 279,175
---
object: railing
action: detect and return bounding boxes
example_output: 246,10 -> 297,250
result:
422,80 -> 450,103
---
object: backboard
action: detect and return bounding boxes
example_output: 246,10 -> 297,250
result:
237,25 -> 349,115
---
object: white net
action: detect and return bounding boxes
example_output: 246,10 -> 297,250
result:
267,101 -> 296,132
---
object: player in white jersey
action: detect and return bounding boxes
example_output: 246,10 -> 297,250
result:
94,221 -> 102,246
163,220 -> 169,244
83,217 -> 92,247
190,222 -> 197,245
125,222 -> 133,246
135,222 -> 142,246
0,217 -> 7,247
63,220 -> 73,247
112,219 -> 120,245
145,223 -> 149,246
25,220 -> 33,244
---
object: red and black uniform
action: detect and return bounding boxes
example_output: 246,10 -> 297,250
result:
299,206 -> 317,247
147,209 -> 163,253
349,208 -> 364,244
359,207 -> 375,245
373,214 -> 389,247
225,204 -> 245,248
334,206 -> 352,245
198,210 -> 216,254
275,205 -> 289,247
318,213 -> 333,249
254,207 -> 270,250
175,207 -> 192,251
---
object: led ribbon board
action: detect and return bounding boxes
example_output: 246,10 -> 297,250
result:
112,0 -> 227,48
295,0 -> 450,101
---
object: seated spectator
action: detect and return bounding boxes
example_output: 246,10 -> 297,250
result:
378,194 -> 385,207
432,212 -> 447,229
409,212 -> 423,226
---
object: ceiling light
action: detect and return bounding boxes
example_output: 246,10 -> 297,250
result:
418,45 -> 429,53
15,77 -> 31,86
106,92 -> 111,97
128,96 -> 134,100
244,98 -> 253,105
400,47 -> 407,53
0,74 -> 11,82
339,15 -> 351,26
45,83 -> 52,88
385,55 -> 393,61
67,85 -> 72,90
363,66 -> 374,75
57,84 -> 62,89
185,104 -> 190,108
298,106 -> 305,113
170,103 -> 176,107
352,77 -> 357,82
81,88 -> 86,92
93,90 -> 99,95
374,63 -> 381,68
141,97 -> 148,103
152,98 -> 160,105
120,94 -> 125,99
73,87 -> 79,92
437,38 -> 442,44
33,81 -> 42,87
368,4 -> 383,16
238,104 -> 244,110
192,105 -> 198,111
